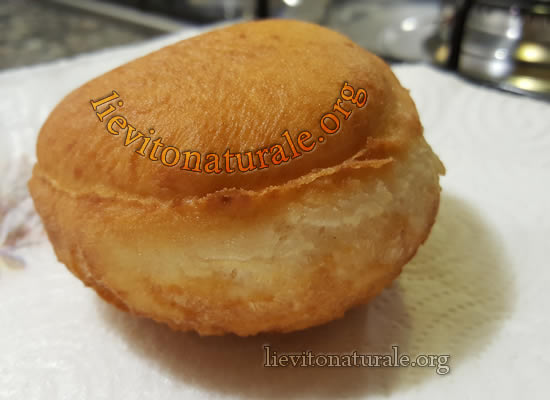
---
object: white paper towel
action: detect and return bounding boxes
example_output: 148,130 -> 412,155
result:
1,25 -> 549,400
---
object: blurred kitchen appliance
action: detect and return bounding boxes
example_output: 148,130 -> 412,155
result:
429,0 -> 550,99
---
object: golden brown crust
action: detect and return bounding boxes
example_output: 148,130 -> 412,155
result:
29,19 -> 444,336
34,19 -> 422,201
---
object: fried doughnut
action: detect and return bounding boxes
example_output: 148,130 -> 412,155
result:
28,19 -> 444,336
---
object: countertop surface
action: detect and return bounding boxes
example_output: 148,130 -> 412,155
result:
0,0 -> 163,70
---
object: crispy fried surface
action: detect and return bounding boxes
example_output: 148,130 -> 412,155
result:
28,20 -> 444,336
33,19 -> 423,199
